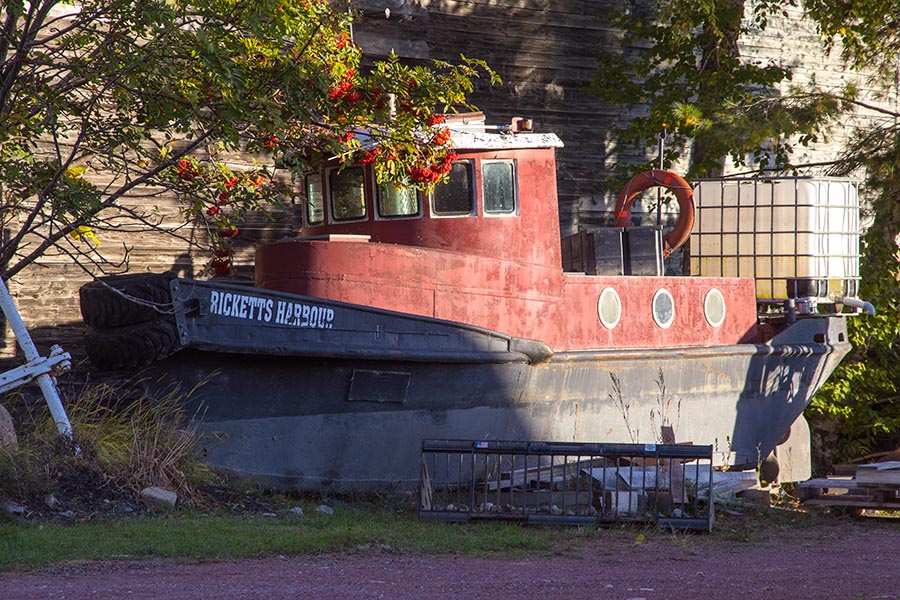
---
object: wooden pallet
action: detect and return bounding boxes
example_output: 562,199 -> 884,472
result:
798,464 -> 900,511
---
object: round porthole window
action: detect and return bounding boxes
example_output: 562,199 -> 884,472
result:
597,287 -> 622,329
652,288 -> 675,329
704,288 -> 726,328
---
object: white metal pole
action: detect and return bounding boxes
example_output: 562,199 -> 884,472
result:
0,278 -> 73,438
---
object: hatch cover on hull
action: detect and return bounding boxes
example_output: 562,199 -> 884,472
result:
348,370 -> 411,404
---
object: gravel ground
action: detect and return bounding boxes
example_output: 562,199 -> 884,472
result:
2,519 -> 899,599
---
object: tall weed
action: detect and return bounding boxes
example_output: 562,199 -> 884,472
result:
0,378 -> 212,505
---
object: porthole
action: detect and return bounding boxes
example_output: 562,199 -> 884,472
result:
704,288 -> 726,328
597,287 -> 622,329
651,288 -> 675,329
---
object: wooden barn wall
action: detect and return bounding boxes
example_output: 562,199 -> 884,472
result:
1,1 -> 893,374
356,0 -> 623,233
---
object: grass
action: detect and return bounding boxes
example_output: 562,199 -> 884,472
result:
0,496 -> 869,574
0,506 -> 572,572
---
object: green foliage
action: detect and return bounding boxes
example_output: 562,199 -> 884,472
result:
805,0 -> 900,76
809,125 -> 900,461
0,0 -> 496,278
590,0 -> 847,178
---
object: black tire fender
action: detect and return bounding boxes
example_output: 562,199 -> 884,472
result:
83,319 -> 183,371
79,272 -> 176,328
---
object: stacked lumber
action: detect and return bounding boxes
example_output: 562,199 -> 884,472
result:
798,462 -> 900,510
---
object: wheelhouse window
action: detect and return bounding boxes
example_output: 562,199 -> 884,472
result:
377,184 -> 419,218
482,160 -> 517,214
305,173 -> 325,225
432,161 -> 474,216
329,167 -> 367,221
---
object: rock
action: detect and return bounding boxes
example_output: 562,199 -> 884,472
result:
140,486 -> 178,509
290,506 -> 304,516
316,504 -> 335,516
0,404 -> 17,449
43,494 -> 60,509
3,500 -> 25,515
59,510 -> 75,519
261,512 -> 278,518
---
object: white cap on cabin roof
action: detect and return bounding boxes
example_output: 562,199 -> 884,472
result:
350,113 -> 564,152
441,112 -> 564,149
443,128 -> 564,150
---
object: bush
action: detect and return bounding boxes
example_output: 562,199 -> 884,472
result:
0,379 -> 213,507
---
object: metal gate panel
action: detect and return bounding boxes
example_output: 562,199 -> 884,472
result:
419,439 -> 714,531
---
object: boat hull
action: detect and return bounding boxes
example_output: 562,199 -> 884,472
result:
151,316 -> 849,491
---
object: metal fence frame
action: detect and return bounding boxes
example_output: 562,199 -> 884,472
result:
419,439 -> 715,532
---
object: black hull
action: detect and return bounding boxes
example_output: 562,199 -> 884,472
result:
150,315 -> 849,491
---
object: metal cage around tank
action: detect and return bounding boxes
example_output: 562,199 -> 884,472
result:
689,177 -> 861,306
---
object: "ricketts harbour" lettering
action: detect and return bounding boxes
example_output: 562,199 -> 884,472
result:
209,290 -> 335,329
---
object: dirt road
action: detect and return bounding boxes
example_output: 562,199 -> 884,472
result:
2,520 -> 899,599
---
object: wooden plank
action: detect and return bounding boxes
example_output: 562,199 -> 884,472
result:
797,477 -> 861,502
661,425 -> 688,505
487,457 -> 606,491
801,498 -> 900,510
862,461 -> 900,470
420,460 -> 433,510
855,462 -> 900,487
798,477 -> 857,490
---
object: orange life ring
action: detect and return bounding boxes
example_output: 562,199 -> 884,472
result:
613,169 -> 695,257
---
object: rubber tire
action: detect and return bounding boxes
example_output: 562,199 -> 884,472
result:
79,273 -> 176,328
83,319 -> 183,370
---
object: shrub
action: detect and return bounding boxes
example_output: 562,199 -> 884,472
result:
0,378 -> 213,506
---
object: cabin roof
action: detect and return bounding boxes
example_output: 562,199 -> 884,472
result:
350,113 -> 564,153
443,128 -> 564,151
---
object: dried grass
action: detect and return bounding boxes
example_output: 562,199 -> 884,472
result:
0,377 -> 213,504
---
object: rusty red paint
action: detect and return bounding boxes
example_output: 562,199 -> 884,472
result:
256,144 -> 758,351
294,149 -> 561,268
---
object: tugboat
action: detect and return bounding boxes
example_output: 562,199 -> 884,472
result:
80,114 -> 861,491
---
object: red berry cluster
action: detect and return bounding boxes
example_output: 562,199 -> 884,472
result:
335,32 -> 352,49
407,151 -> 458,183
177,159 -> 200,182
210,246 -> 233,275
218,225 -> 239,238
431,128 -> 451,146
329,70 -> 361,102
360,148 -> 380,164
262,135 -> 278,150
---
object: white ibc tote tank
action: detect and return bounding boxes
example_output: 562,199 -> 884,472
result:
689,177 -> 860,302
